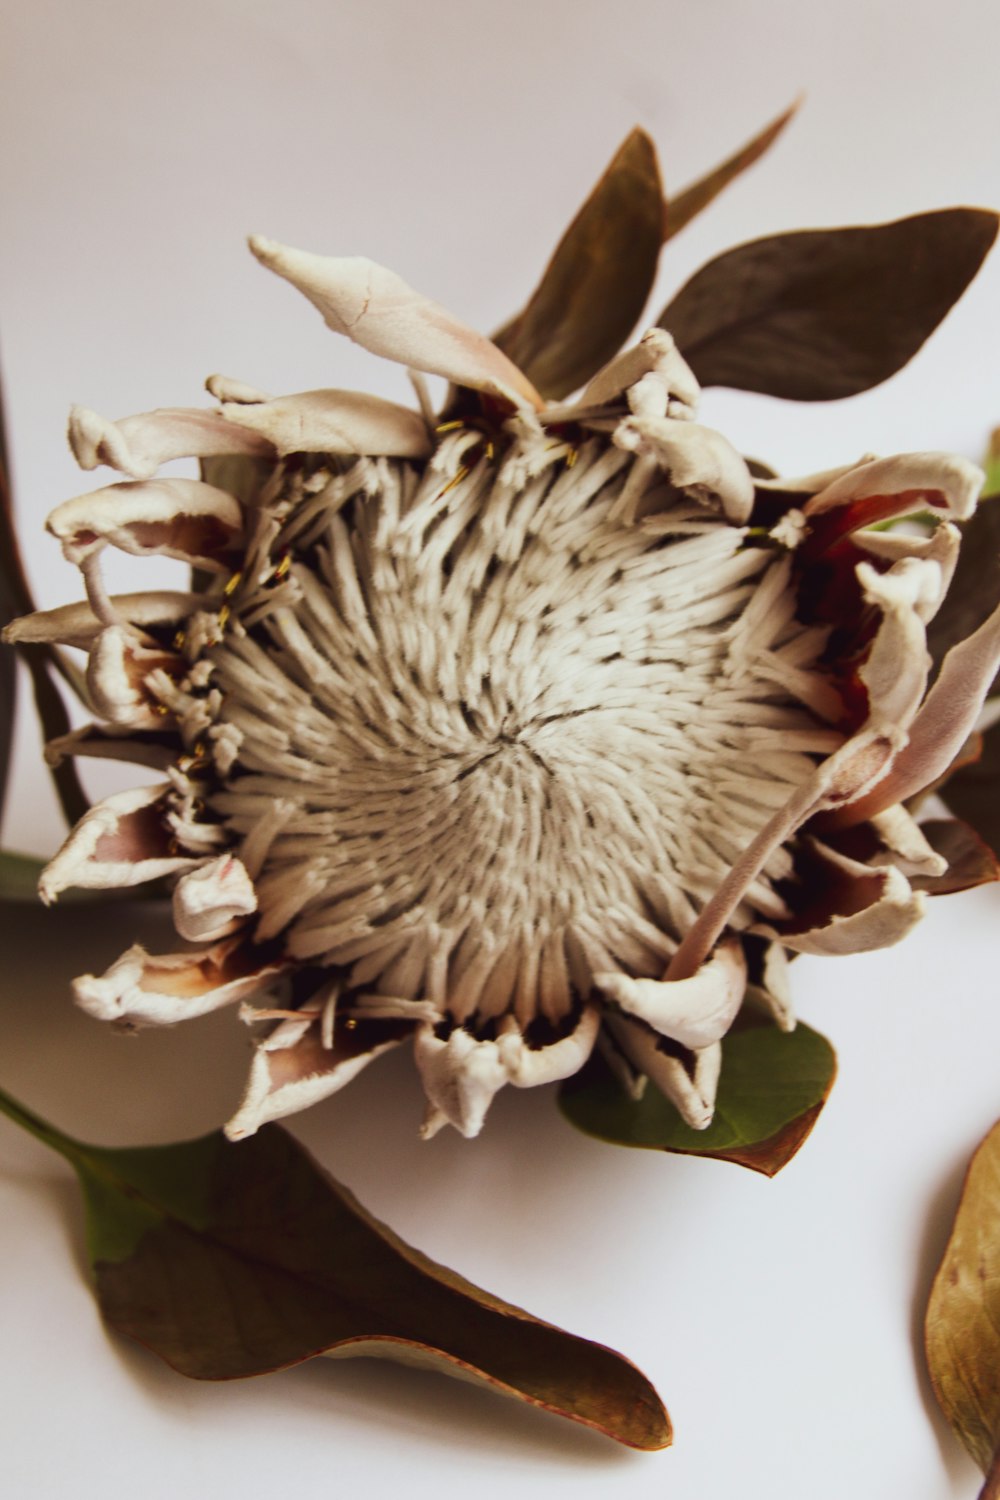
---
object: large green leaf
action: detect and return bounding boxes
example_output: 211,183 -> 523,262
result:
493,129 -> 664,400
559,1017 -> 836,1177
663,99 -> 800,243
0,1087 -> 670,1451
925,1118 -> 1000,1486
658,208 -> 999,400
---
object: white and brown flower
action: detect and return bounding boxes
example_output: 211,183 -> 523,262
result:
7,233 -> 999,1143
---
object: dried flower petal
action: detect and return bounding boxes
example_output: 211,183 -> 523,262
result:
47,478 -> 243,569
68,405 -> 273,481
248,238 -> 543,409
218,388 -> 431,457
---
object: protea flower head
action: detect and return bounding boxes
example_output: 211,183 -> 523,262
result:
7,141 -> 1000,1144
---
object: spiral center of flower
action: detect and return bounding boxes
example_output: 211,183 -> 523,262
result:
204,434 -> 840,1028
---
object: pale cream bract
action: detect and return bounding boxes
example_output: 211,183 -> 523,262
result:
7,238 -> 997,1142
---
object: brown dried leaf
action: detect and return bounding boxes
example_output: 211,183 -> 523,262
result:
658,209 -> 999,400
939,722 -> 1000,859
494,129 -> 664,400
925,1118 -> 1000,1482
0,1088 -> 670,1452
910,819 -> 1000,896
663,99 -> 800,243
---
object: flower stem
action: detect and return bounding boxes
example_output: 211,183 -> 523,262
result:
0,1083 -> 85,1165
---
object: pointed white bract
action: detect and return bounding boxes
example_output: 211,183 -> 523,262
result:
172,855 -> 258,942
580,329 -> 701,413
614,414 -> 755,522
608,1017 -> 722,1131
225,1021 -> 407,1140
415,1007 -> 601,1138
1,592 -> 203,650
760,840 -> 925,957
47,478 -> 243,568
39,785 -> 199,902
74,938 -> 282,1026
219,388 -> 432,458
840,595 -> 1000,825
68,404 -> 274,481
86,625 -> 180,727
804,451 -> 983,521
248,237 -> 544,409
596,939 -> 746,1051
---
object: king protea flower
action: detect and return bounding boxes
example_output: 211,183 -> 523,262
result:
6,230 -> 999,1144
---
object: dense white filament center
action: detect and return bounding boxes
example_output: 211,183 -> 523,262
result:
206,434 -> 841,1028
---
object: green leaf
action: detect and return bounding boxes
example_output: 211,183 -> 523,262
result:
0,848 -> 46,900
925,1118 -> 1000,1483
493,129 -> 664,400
984,429 -> 1000,499
663,98 -> 800,243
940,723 -> 1000,859
658,208 -> 999,401
0,1087 -> 670,1452
559,1017 -> 836,1177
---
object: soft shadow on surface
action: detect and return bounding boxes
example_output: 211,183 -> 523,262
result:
104,1299 -> 642,1469
910,1147 -> 984,1492
0,898 -> 664,1470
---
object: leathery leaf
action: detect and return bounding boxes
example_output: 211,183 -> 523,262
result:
0,1088 -> 670,1451
925,1118 -> 1000,1490
559,1016 -> 836,1177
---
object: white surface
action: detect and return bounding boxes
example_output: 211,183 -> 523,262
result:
1,2 -> 998,1496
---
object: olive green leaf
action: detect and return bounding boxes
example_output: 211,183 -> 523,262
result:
925,1118 -> 1000,1487
559,1016 -> 836,1177
0,849 -> 47,901
0,1086 -> 670,1452
984,428 -> 1000,499
663,98 -> 800,243
658,208 -> 999,400
493,129 -> 664,401
939,722 -> 1000,859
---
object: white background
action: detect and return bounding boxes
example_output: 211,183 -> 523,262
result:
1,2 -> 999,1496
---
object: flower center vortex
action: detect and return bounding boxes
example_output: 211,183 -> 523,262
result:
204,433 -> 841,1030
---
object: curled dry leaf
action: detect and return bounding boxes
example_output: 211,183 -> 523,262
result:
559,1016 -> 836,1177
909,819 -> 1000,896
925,1118 -> 1000,1486
658,209 -> 1000,401
494,128 -> 664,400
0,1089 -> 670,1452
663,98 -> 801,243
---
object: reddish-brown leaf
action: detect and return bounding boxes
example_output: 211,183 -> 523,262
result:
663,99 -> 800,243
658,209 -> 999,400
493,129 -> 664,400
